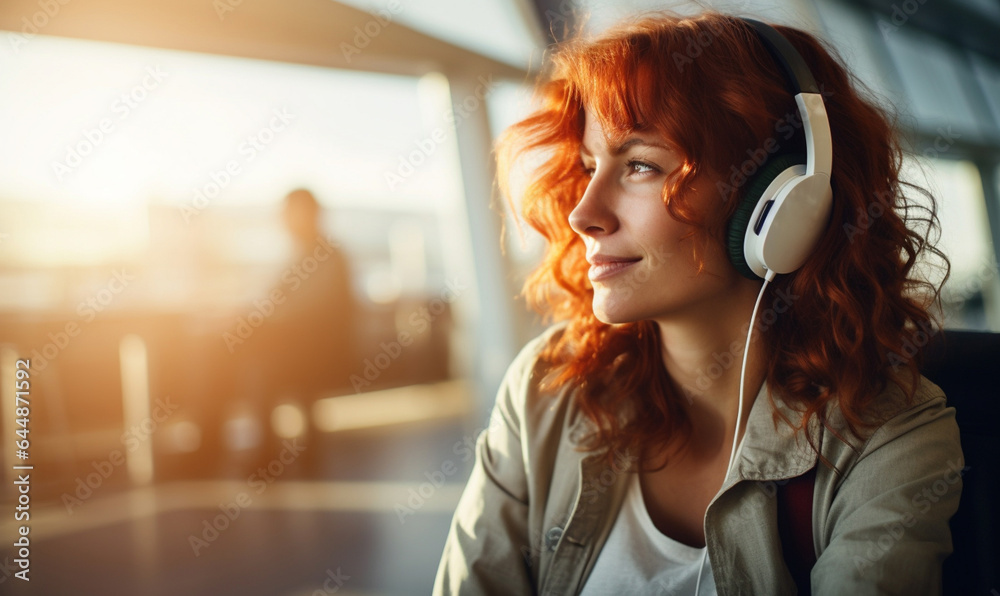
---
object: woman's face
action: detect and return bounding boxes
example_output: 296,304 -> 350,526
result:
569,108 -> 752,325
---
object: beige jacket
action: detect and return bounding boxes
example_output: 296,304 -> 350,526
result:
433,324 -> 964,595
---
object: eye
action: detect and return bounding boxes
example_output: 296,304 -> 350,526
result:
627,159 -> 658,175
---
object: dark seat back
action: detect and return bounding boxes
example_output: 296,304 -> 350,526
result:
922,328 -> 1000,594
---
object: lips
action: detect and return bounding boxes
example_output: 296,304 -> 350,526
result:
587,254 -> 642,282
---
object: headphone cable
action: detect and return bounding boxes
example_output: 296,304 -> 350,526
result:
693,269 -> 776,596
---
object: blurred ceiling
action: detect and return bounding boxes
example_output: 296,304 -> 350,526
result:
846,0 -> 1000,62
333,0 -> 547,70
0,0 -> 534,80
1,0 -> 998,81
545,0 -> 1000,63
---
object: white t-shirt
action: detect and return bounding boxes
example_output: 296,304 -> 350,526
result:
579,470 -> 717,596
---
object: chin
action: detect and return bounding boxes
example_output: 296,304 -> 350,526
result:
591,294 -> 644,325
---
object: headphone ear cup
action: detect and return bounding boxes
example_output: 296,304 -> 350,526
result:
726,153 -> 807,280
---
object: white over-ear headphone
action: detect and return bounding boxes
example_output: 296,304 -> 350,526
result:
726,18 -> 834,280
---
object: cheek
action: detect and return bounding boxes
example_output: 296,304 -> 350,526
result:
632,208 -> 690,266
632,189 -> 680,232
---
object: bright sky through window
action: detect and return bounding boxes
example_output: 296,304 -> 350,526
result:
0,32 -> 463,267
0,31 -> 461,210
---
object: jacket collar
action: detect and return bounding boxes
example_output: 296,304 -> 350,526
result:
735,379 -> 821,482
567,378 -> 822,483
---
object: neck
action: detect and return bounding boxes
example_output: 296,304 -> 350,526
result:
655,280 -> 769,460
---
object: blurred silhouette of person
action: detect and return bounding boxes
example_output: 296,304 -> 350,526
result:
252,188 -> 358,474
275,188 -> 357,394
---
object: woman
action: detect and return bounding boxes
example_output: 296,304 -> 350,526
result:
434,10 -> 962,595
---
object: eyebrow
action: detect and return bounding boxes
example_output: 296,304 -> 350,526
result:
579,137 -> 671,157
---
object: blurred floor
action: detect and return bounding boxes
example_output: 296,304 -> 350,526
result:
0,383 -> 483,595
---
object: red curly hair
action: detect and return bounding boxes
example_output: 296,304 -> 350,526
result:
495,10 -> 949,471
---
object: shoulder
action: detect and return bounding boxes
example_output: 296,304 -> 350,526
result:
821,373 -> 962,475
820,374 -> 949,444
491,321 -> 587,450
500,322 -> 569,395
812,374 -> 964,589
873,373 -> 960,457
496,322 -> 573,419
871,373 -> 948,420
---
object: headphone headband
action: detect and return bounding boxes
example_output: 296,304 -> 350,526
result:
740,18 -> 819,95
738,16 -> 832,179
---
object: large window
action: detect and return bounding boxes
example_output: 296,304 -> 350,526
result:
0,32 -> 469,311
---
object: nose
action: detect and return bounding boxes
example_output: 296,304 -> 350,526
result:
568,172 -> 618,237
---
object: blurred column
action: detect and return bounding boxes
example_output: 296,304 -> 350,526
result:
977,161 -> 1000,266
976,160 -> 1000,328
120,334 -> 154,485
444,69 -> 520,423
